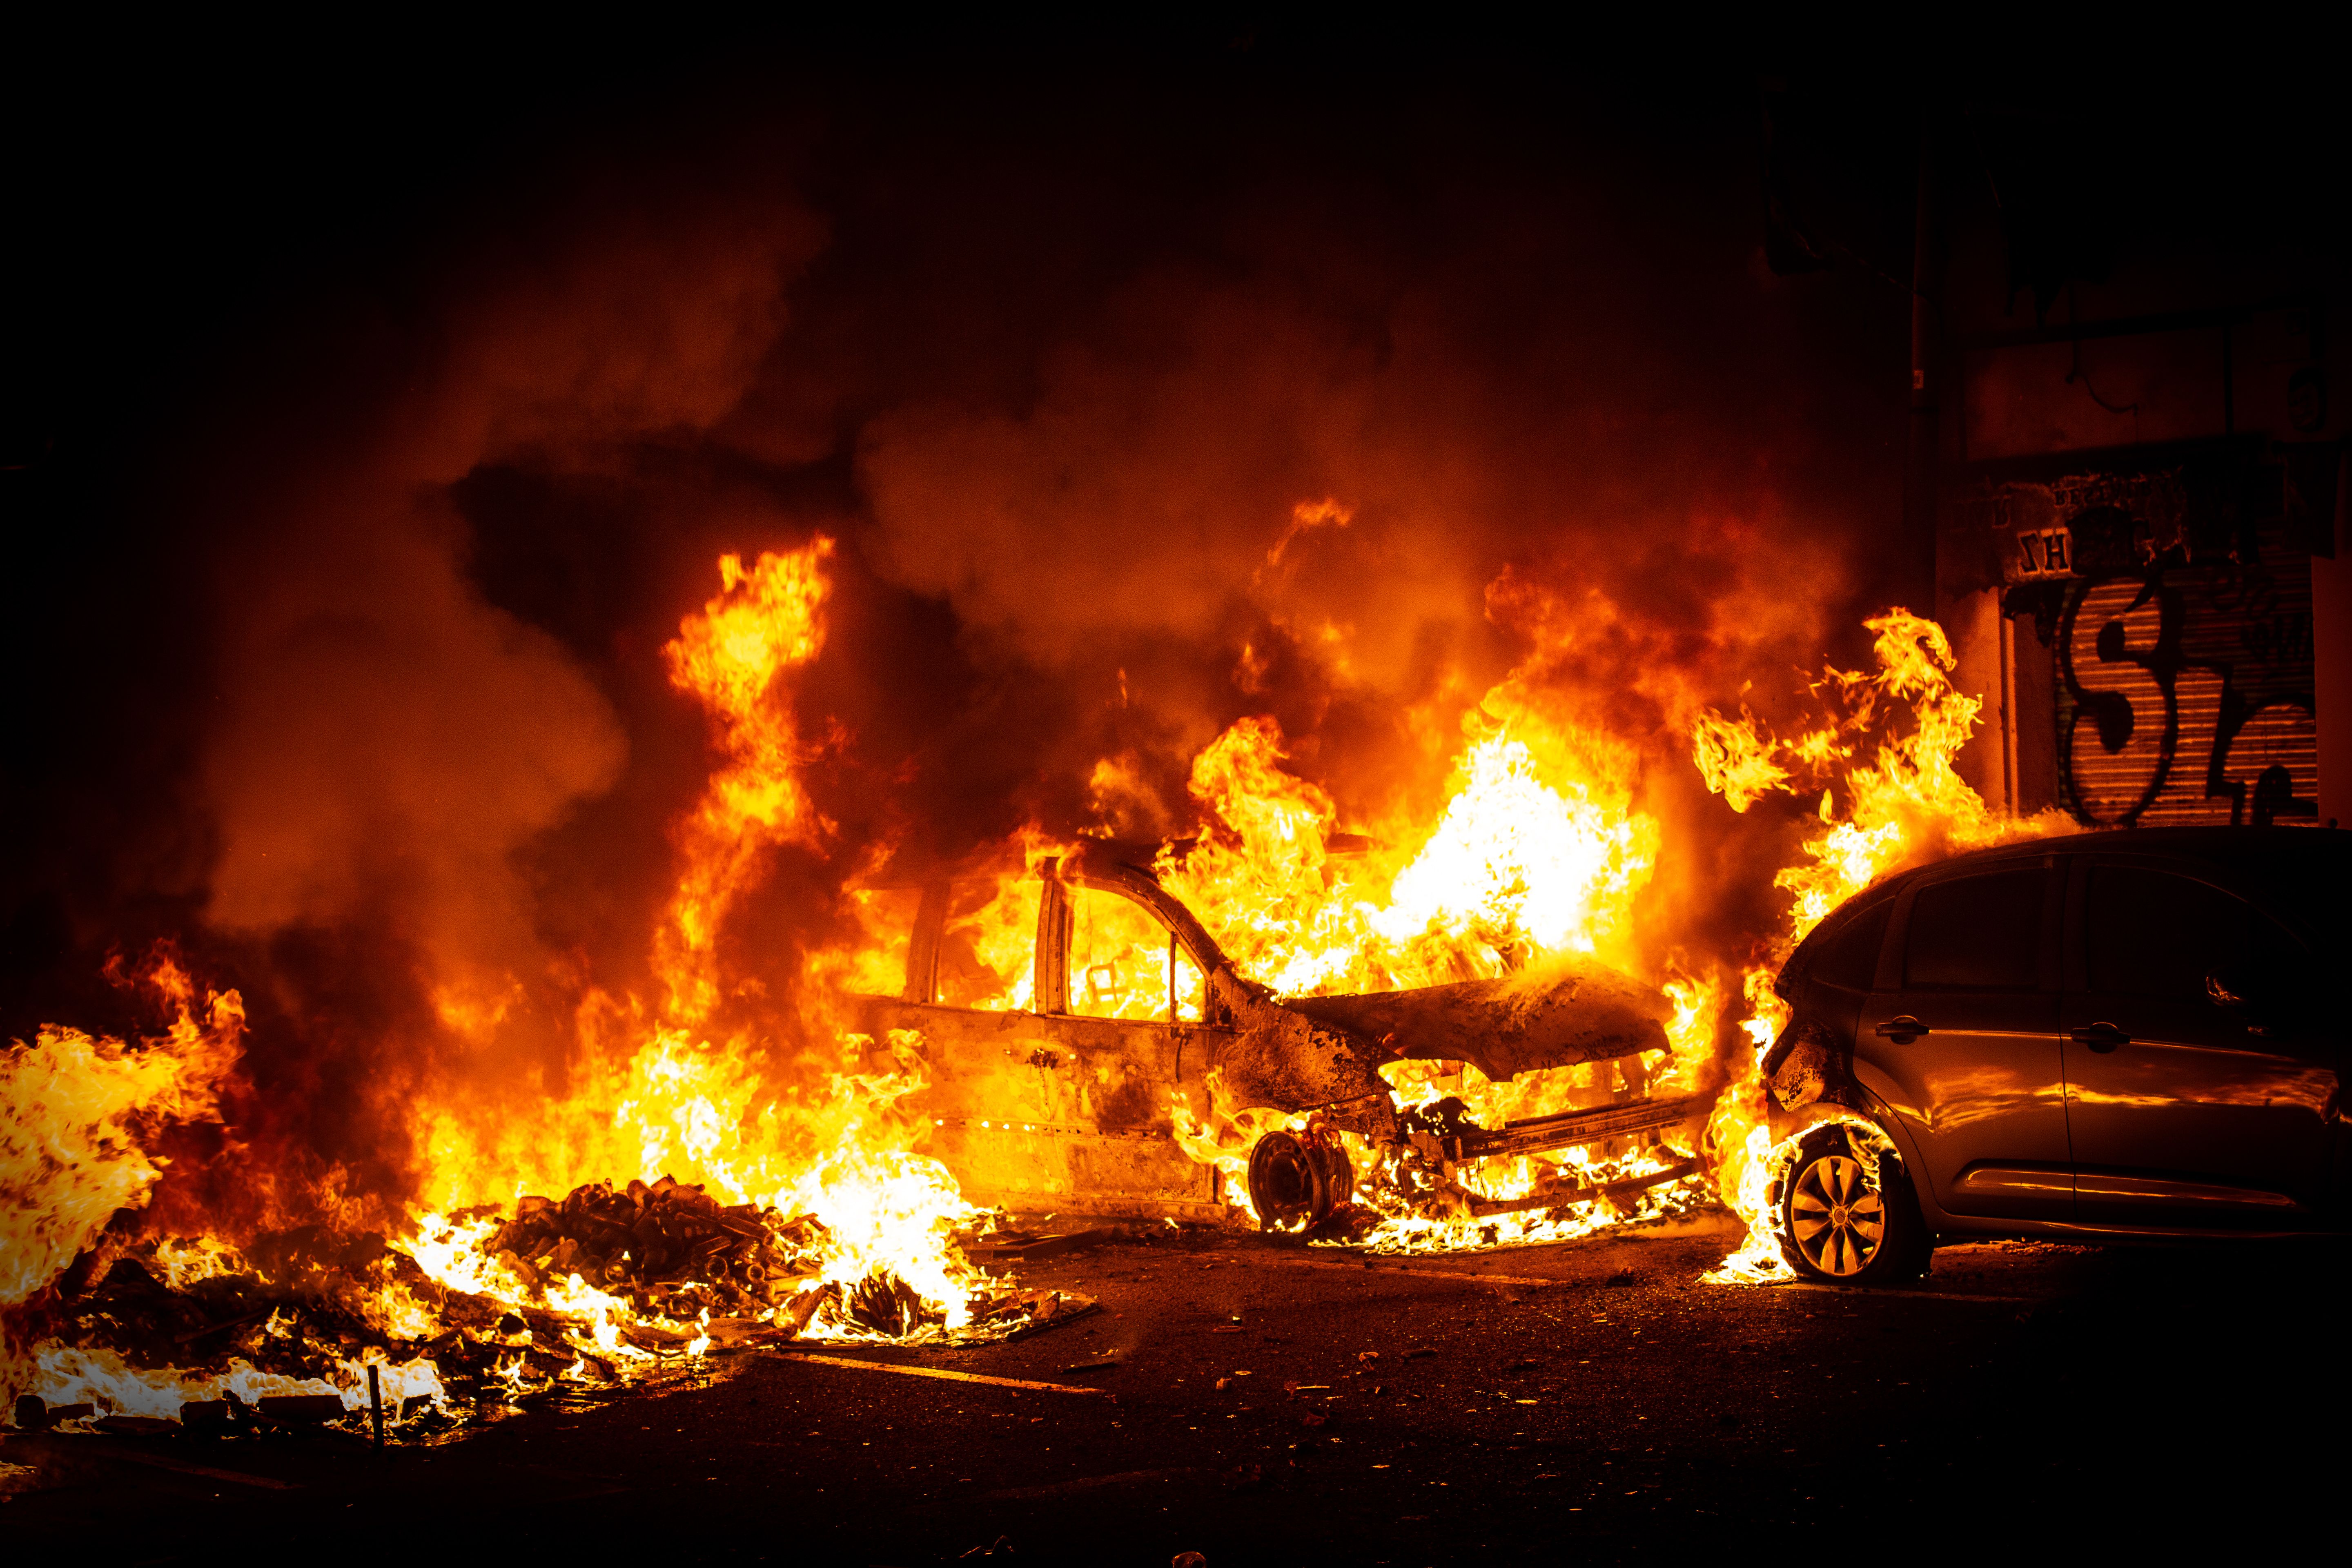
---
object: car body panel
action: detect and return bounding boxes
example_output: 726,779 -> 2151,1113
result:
1852,994 -> 2073,1220
2056,850 -> 2336,1223
1285,959 -> 1668,1084
1853,857 -> 2074,1221
853,995 -> 1230,1220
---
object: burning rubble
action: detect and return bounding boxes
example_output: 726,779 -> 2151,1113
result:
5,1006 -> 1099,1441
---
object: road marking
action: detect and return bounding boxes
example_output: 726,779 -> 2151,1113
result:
777,1352 -> 1110,1395
81,1447 -> 301,1489
1731,1281 -> 2038,1303
1257,1257 -> 1565,1289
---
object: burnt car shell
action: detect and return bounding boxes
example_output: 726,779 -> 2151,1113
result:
1764,826 -> 2350,1241
847,841 -> 1670,1221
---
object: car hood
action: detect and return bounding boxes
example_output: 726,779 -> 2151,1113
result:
1283,954 -> 1670,1083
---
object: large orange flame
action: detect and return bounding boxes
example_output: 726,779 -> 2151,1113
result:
1154,688 -> 1691,1251
3,540 -> 1030,1427
411,538 -> 1002,1339
655,540 -> 837,1025
0,956 -> 244,1310
1696,610 -> 2069,1280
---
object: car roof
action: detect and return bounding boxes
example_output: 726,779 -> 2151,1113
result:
1904,824 -> 2350,882
1782,825 -> 2348,995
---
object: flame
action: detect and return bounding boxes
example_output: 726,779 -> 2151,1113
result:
0,960 -> 244,1309
1154,697 -> 1680,1251
1690,708 -> 1795,812
2,541 -> 1033,1428
27,1342 -> 446,1424
655,540 -> 837,1025
1695,610 -> 2070,1281
1158,713 -> 1655,1001
8,542 -> 2081,1423
401,540 -> 996,1345
1157,608 -> 2062,1264
1264,497 -> 1356,568
1370,732 -> 1653,962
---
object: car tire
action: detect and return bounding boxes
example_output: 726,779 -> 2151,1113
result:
1771,1123 -> 1929,1285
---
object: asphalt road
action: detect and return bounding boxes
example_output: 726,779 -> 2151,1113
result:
5,1213 -> 2342,1563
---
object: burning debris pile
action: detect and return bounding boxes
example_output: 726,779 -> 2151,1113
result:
485,1177 -> 809,1322
18,1235 -> 457,1439
9,1174 -> 1091,1441
470,1175 -> 1090,1344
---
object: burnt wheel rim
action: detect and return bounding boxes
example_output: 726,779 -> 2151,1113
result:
1246,1131 -> 1352,1230
1788,1152 -> 1885,1276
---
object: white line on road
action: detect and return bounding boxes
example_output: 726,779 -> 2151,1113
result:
78,1446 -> 302,1489
777,1352 -> 1111,1394
1729,1281 -> 2039,1303
1254,1256 -> 1565,1288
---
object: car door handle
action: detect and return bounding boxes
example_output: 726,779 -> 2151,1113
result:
2070,1022 -> 2130,1053
1874,1016 -> 1928,1042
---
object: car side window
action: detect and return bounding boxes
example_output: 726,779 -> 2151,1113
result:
1067,885 -> 1205,1023
1904,869 -> 2042,990
2083,866 -> 2296,1000
1816,898 -> 1893,989
840,887 -> 922,996
935,876 -> 1041,1011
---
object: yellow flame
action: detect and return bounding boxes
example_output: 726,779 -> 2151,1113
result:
655,539 -> 837,1025
0,965 -> 244,1308
1158,715 -> 1655,1001
1695,610 -> 2071,1277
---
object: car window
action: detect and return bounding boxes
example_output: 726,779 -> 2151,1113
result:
2163,839 -> 2348,965
2084,866 -> 2297,998
1904,869 -> 2043,990
1067,884 -> 1205,1023
935,875 -> 1041,1010
1815,898 -> 1893,990
840,887 -> 922,996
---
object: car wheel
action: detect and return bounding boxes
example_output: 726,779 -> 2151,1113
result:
1772,1123 -> 1928,1284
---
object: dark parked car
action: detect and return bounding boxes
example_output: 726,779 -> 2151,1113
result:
1761,826 -> 2349,1282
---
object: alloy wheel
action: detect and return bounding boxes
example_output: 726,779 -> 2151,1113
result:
1788,1152 -> 1885,1276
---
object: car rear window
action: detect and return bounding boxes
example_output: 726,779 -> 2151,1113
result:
1067,884 -> 1205,1023
1904,869 -> 2043,990
936,875 -> 1042,1010
2084,866 -> 2299,998
840,886 -> 921,996
2173,837 -> 2348,963
1814,898 -> 1893,990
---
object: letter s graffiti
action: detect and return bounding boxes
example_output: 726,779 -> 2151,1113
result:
2060,579 -> 2172,823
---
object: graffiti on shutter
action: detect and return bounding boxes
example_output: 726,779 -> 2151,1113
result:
2056,540 -> 2317,826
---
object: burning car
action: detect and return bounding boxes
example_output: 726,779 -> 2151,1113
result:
846,840 -> 1717,1232
1760,826 -> 2349,1283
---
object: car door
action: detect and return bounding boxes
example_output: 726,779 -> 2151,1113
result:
859,860 -> 1228,1220
1855,858 -> 2073,1220
2060,856 -> 2334,1225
